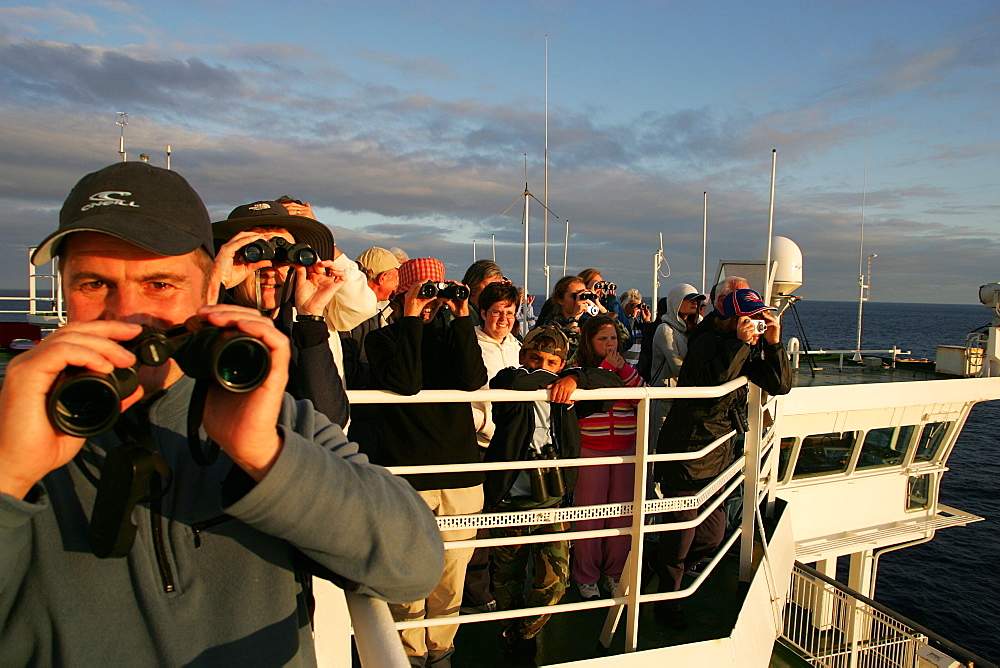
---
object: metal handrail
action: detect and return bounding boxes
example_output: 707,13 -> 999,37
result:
343,378 -> 771,657
791,562 -> 995,668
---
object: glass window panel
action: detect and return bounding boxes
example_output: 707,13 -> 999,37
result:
907,474 -> 932,510
857,425 -> 915,470
913,422 -> 950,462
778,437 -> 795,481
792,431 -> 858,478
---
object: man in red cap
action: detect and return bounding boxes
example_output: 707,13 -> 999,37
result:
364,258 -> 488,667
652,287 -> 791,627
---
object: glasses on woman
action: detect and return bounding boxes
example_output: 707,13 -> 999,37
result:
487,310 -> 517,320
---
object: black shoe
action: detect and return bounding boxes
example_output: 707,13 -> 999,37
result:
499,632 -> 537,667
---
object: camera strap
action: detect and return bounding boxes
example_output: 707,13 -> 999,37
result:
89,417 -> 172,558
187,379 -> 220,466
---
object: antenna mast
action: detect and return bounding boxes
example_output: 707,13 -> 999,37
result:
854,108 -> 872,361
652,232 -> 664,311
543,35 -> 551,297
701,192 -> 708,295
116,112 -> 128,162
166,145 -> 172,170
765,150 -> 776,303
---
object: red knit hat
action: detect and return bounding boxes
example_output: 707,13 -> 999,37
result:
395,257 -> 445,296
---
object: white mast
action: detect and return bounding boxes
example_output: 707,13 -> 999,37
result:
854,108 -> 872,361
562,219 -> 569,276
166,145 -> 172,170
491,234 -> 496,262
764,149 -> 776,303
652,232 -> 664,314
701,191 -> 708,295
116,112 -> 128,162
543,35 -> 551,297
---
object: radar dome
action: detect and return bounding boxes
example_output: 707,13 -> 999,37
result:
753,236 -> 803,297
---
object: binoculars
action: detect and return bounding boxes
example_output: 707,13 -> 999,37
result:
526,443 -> 566,504
240,237 -> 318,267
593,281 -> 616,292
417,281 -> 470,301
47,318 -> 271,438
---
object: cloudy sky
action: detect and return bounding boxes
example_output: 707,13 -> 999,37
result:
0,0 -> 997,303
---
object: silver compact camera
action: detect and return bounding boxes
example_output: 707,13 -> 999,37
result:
751,319 -> 768,334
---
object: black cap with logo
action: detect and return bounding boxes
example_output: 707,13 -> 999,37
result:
31,162 -> 214,265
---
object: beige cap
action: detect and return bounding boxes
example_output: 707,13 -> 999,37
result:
356,246 -> 400,278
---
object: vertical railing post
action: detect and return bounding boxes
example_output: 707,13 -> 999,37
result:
740,383 -> 763,584
623,389 -> 651,651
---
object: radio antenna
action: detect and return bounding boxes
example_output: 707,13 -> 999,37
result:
116,112 -> 128,162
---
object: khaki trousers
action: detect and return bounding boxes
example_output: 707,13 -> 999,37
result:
391,485 -> 484,658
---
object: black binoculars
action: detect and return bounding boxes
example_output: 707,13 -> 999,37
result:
593,281 -> 616,292
417,281 -> 470,301
526,444 -> 566,504
47,318 -> 271,438
240,237 -> 318,267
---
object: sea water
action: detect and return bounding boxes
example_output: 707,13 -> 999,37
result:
787,300 -> 999,662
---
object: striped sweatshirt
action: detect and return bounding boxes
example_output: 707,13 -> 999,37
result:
579,360 -> 646,451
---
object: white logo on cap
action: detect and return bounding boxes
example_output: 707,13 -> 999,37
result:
81,191 -> 140,212
249,203 -> 271,211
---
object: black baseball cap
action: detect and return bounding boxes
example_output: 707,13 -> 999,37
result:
212,201 -> 334,261
31,162 -> 214,265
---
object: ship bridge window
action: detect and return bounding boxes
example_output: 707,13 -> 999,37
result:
792,431 -> 859,479
907,473 -> 933,511
857,425 -> 916,470
913,421 -> 951,462
778,437 -> 795,481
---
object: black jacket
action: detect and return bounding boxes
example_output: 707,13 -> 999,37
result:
220,289 -> 350,428
654,319 -> 792,491
365,313 -> 488,491
484,366 -> 623,510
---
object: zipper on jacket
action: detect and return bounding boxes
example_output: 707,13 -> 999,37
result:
191,514 -> 233,548
148,474 -> 175,593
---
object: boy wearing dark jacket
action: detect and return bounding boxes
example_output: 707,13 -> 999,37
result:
485,327 -> 622,661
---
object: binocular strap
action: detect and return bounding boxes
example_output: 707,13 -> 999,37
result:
254,266 -> 295,318
89,421 -> 172,559
187,379 -> 220,466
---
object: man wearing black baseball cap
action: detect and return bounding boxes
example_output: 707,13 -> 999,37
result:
0,162 -> 443,665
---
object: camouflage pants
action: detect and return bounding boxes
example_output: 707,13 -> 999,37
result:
490,510 -> 569,640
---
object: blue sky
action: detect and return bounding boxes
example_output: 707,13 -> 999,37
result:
0,0 -> 997,303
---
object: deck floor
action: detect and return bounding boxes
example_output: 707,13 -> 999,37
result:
448,545 -> 748,666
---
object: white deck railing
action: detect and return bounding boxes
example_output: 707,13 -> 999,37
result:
343,378 -> 784,665
783,562 -> 993,668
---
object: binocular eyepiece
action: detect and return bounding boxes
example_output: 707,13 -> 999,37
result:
240,237 -> 318,267
47,318 -> 271,438
526,443 -> 566,504
417,281 -> 470,301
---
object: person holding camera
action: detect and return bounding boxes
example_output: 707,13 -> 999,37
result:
213,201 -> 352,427
364,257 -> 489,667
651,287 -> 791,627
484,326 -> 623,663
539,275 -> 600,361
0,163 -> 444,665
579,268 -> 631,332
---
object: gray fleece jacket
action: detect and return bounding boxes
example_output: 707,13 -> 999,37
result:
0,376 -> 443,666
